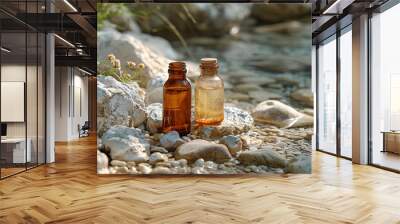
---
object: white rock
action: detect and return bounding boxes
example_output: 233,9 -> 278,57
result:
151,166 -> 172,174
97,151 -> 109,174
170,160 -> 181,168
97,76 -> 146,137
195,106 -> 254,138
112,166 -> 130,174
155,162 -> 172,168
102,126 -> 150,162
126,161 -> 136,168
138,163 -> 152,174
204,161 -> 218,170
175,139 -> 232,164
252,100 -> 313,128
177,159 -> 188,167
150,146 -> 168,154
110,160 -> 127,167
160,131 -> 185,151
176,167 -> 191,174
98,29 -> 198,87
98,29 -> 169,87
133,33 -> 181,59
238,148 -> 287,168
219,135 -> 243,156
149,152 -> 168,165
192,167 -> 207,174
129,167 -> 138,174
194,158 -> 205,167
146,103 -> 163,134
145,76 -> 166,105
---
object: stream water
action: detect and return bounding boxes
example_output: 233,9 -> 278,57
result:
173,22 -> 312,112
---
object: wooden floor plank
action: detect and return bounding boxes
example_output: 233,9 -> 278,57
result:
0,136 -> 399,224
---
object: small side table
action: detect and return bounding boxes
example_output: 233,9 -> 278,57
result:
1,138 -> 32,164
382,131 -> 400,154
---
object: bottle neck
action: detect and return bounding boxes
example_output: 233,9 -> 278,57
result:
200,68 -> 218,77
168,61 -> 187,80
168,70 -> 186,80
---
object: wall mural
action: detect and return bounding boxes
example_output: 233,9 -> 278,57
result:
97,3 -> 313,175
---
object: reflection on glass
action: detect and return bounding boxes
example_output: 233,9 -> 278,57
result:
38,33 -> 46,165
1,31 -> 27,177
318,36 -> 337,154
371,4 -> 400,171
340,28 -> 352,158
0,0 -> 47,178
27,31 -> 38,169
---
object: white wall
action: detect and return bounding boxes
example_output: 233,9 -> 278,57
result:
55,67 -> 89,141
55,66 -> 70,141
1,63 -> 46,164
1,65 -> 32,138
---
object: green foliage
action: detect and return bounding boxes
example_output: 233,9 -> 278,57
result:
128,4 -> 193,57
99,3 -> 192,56
97,3 -> 131,31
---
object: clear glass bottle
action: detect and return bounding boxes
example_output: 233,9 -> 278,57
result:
195,58 -> 224,126
162,62 -> 192,135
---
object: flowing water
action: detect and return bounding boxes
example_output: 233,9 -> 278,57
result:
173,25 -> 312,112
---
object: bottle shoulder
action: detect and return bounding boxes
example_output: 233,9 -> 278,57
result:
164,78 -> 192,88
196,75 -> 224,88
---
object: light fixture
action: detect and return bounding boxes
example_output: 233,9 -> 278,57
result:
54,34 -> 75,48
1,47 -> 11,53
78,68 -> 92,76
63,0 -> 78,12
322,0 -> 354,15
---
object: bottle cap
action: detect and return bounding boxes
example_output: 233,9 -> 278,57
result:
200,58 -> 218,69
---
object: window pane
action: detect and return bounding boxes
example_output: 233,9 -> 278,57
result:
318,36 -> 337,154
1,30 -> 27,177
340,29 -> 352,158
371,4 -> 400,171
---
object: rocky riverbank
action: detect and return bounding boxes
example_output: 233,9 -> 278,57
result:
97,3 -> 313,175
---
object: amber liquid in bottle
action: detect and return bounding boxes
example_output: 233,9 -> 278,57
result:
195,58 -> 224,126
162,62 -> 192,135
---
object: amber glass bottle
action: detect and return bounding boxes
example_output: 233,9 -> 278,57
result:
195,58 -> 224,126
162,62 -> 192,135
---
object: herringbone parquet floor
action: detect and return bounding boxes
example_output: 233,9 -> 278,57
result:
1,136 -> 400,224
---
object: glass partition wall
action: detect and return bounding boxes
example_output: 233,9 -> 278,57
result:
0,4 -> 46,179
339,27 -> 352,159
370,3 -> 400,172
316,26 -> 353,159
317,35 -> 337,155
